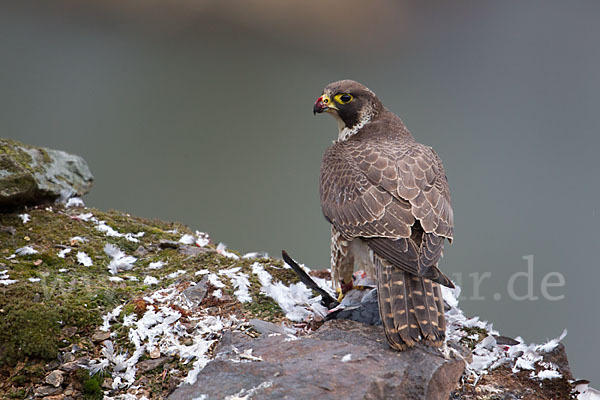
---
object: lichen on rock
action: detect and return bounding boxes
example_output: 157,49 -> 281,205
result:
0,139 -> 94,210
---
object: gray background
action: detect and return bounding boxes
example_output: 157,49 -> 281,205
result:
2,0 -> 598,383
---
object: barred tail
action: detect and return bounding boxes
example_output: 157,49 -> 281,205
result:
374,255 -> 445,350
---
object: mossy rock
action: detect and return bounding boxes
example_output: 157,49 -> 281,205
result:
0,139 -> 93,210
0,204 -> 300,378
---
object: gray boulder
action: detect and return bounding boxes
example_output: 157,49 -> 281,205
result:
170,319 -> 466,400
0,139 -> 93,210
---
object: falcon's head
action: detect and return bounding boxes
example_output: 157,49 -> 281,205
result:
313,80 -> 383,133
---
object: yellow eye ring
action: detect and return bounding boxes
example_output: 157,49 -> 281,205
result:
334,93 -> 353,104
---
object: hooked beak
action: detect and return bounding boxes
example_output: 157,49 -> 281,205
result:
313,94 -> 336,115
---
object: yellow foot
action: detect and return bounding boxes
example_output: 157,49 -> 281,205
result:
336,287 -> 344,302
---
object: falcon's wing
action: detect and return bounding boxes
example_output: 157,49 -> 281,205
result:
320,137 -> 453,281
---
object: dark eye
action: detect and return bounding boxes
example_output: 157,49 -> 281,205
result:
340,94 -> 352,103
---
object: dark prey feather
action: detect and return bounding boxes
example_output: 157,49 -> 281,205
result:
282,250 -> 337,308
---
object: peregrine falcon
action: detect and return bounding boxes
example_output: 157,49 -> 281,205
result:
314,80 -> 454,350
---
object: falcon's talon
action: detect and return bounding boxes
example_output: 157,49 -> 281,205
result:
336,287 -> 345,303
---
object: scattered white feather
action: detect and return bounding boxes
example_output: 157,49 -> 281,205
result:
513,354 -> 538,371
18,213 -> 30,224
90,283 -> 238,388
243,252 -> 267,259
95,221 -> 143,243
441,285 -> 460,309
288,260 -> 336,299
144,276 -> 159,285
148,261 -> 165,270
104,244 -> 137,274
219,267 -> 252,303
75,213 -> 95,222
195,231 -> 210,247
58,268 -> 68,273
0,270 -> 17,286
124,232 -> 145,243
442,282 -> 569,385
179,234 -> 195,245
536,329 -> 567,352
100,305 -> 124,331
235,348 -> 263,362
28,277 -> 41,283
251,262 -> 320,321
57,248 -> 72,258
195,269 -> 209,276
179,231 -> 210,247
534,369 -> 562,380
168,270 -> 187,279
207,273 -> 225,288
87,358 -> 110,375
96,221 -> 122,237
65,197 -> 85,207
76,251 -> 93,267
217,243 -> 239,259
123,314 -> 137,327
341,354 -> 352,362
126,276 -> 139,282
109,277 -> 124,282
15,246 -> 38,256
70,236 -> 88,243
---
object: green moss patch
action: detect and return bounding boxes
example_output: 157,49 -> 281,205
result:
0,204 -> 301,395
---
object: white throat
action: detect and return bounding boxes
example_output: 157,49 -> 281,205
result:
337,107 -> 374,142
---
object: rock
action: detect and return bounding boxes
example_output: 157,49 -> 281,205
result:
0,139 -> 94,210
59,360 -> 84,372
42,394 -> 65,400
249,319 -> 296,336
137,356 -> 172,373
159,240 -> 179,249
62,383 -> 75,397
168,376 -> 182,391
545,343 -> 573,380
178,244 -> 214,256
61,326 -> 78,338
44,360 -> 61,371
45,370 -> 64,388
182,277 -> 208,306
91,330 -> 111,342
34,385 -> 62,397
133,245 -> 148,257
170,320 -> 466,400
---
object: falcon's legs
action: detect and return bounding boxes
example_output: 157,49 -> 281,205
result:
330,227 -> 354,290
348,238 -> 376,279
